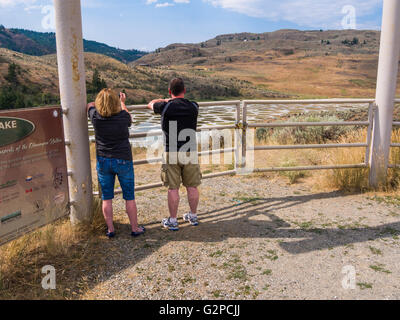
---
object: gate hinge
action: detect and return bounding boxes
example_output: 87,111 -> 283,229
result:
236,122 -> 248,130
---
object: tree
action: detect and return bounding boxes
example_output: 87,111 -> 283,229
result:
89,69 -> 107,94
342,38 -> 359,46
5,63 -> 19,86
0,88 -> 26,110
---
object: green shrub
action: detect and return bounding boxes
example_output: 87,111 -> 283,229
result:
259,114 -> 351,144
279,160 -> 306,184
0,62 -> 59,110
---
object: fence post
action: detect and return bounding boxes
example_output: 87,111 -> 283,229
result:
241,101 -> 247,170
54,0 -> 93,223
369,0 -> 400,187
365,103 -> 376,167
234,101 -> 241,172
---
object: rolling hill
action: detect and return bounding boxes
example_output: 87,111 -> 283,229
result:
2,27 -> 400,108
0,46 -> 283,110
0,25 -> 147,63
133,29 -> 380,66
132,29 -> 389,98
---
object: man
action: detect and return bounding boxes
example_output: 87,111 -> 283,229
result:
147,78 -> 201,231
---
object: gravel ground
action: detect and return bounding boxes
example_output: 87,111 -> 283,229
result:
81,174 -> 400,300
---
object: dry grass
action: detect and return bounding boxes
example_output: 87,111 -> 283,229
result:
0,197 -> 104,299
308,129 -> 400,192
253,126 -> 400,192
213,53 -> 387,98
321,130 -> 370,191
388,129 -> 400,190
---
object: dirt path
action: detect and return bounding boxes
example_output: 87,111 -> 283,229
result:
81,174 -> 400,300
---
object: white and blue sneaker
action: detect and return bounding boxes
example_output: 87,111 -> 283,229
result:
162,217 -> 179,231
183,213 -> 199,226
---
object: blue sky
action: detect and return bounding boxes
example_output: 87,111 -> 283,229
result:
0,0 -> 383,51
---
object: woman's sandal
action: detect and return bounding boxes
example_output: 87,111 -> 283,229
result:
106,231 -> 116,238
131,226 -> 146,237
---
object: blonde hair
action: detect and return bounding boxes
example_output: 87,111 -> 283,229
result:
95,88 -> 121,117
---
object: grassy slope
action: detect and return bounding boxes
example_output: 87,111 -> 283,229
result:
2,28 -> 400,103
132,29 -> 400,99
0,48 -> 285,104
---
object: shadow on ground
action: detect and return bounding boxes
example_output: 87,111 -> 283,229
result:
143,190 -> 400,253
70,190 -> 400,298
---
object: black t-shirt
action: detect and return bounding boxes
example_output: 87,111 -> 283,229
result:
154,98 -> 199,152
88,107 -> 132,161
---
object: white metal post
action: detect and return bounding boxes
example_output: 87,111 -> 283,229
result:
370,0 -> 400,187
54,0 -> 93,223
241,101 -> 247,169
365,103 -> 376,166
234,102 -> 241,172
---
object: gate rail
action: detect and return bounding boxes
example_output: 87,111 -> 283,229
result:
241,99 -> 376,172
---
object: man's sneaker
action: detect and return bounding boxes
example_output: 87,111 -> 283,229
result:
183,213 -> 199,226
162,217 -> 179,231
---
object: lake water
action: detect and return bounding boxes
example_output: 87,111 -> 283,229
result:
88,103 -> 368,148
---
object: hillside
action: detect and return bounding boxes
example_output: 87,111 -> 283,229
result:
133,29 -> 380,66
0,47 -> 283,109
0,26 -> 147,63
132,29 -> 390,98
2,28 -> 399,105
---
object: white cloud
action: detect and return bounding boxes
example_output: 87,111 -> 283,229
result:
24,4 -> 43,13
156,2 -> 174,8
205,0 -> 381,29
0,0 -> 37,7
147,0 -> 190,7
81,0 -> 106,9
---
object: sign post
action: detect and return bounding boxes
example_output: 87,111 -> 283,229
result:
54,0 -> 93,223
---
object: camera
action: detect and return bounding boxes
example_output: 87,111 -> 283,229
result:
119,90 -> 127,99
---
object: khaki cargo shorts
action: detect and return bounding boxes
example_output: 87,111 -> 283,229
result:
161,152 -> 202,190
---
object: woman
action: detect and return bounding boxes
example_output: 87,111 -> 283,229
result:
87,89 -> 145,238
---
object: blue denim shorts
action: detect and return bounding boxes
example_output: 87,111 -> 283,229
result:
96,156 -> 135,201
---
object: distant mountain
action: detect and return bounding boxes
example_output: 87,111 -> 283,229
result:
130,29 -> 385,98
0,25 -> 147,63
132,29 -> 380,66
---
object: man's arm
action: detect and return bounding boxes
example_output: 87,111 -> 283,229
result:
86,102 -> 95,113
147,98 -> 169,111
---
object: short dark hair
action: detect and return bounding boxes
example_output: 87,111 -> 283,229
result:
169,78 -> 185,96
